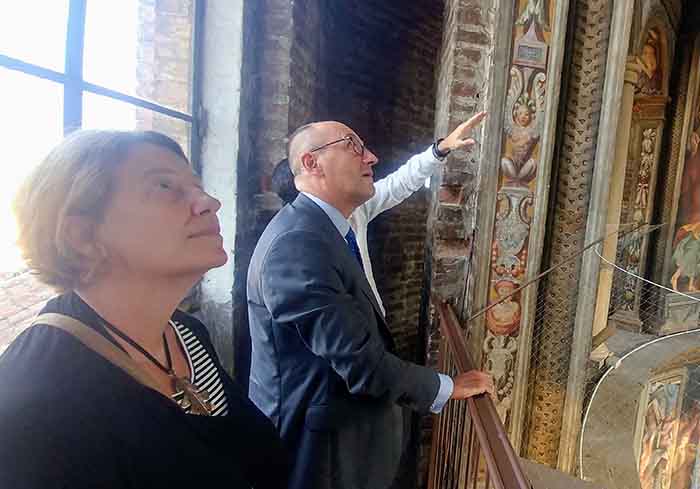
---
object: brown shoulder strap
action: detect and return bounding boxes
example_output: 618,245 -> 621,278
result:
31,312 -> 165,396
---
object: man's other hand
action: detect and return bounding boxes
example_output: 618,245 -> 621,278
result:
438,111 -> 488,153
450,370 -> 495,400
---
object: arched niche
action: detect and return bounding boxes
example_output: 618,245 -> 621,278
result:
633,0 -> 678,79
608,15 -> 674,330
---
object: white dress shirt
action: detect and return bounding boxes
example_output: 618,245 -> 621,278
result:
300,144 -> 454,413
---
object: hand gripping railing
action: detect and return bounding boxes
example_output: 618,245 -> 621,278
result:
428,296 -> 532,489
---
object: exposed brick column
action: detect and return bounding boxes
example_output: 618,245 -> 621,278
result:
420,0 -> 496,485
232,0 -> 297,385
425,0 -> 494,362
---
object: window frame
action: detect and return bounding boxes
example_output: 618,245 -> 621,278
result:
0,0 -> 204,171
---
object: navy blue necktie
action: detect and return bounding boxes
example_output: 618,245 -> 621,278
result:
345,227 -> 364,271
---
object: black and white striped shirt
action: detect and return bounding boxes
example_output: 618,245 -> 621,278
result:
170,320 -> 229,416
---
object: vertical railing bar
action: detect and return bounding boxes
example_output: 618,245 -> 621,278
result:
456,398 -> 467,482
432,343 -> 445,489
461,413 -> 475,488
471,437 -> 480,489
447,383 -> 459,485
485,458 -> 491,489
445,349 -> 455,488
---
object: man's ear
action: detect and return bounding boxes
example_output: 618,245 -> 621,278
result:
300,152 -> 323,176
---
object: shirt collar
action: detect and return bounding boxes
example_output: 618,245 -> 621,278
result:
302,192 -> 350,238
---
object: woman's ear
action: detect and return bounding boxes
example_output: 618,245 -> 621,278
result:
62,215 -> 101,260
62,215 -> 110,284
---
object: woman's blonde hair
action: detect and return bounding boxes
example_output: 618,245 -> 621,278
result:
14,129 -> 187,291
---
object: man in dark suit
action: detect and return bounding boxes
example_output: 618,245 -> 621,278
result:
247,119 -> 493,489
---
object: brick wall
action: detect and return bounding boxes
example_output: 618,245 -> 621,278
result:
289,0 -> 327,127
324,0 -> 443,363
136,0 -> 193,153
0,272 -> 55,355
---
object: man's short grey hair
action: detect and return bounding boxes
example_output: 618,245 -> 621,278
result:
287,123 -> 318,176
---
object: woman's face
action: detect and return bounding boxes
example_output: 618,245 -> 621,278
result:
95,143 -> 226,280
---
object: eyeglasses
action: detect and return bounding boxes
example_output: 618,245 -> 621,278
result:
308,134 -> 365,158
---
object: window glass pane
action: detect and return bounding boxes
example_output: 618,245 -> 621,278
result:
82,92 -> 191,159
0,1 -> 69,71
83,0 -> 194,114
0,68 -> 64,273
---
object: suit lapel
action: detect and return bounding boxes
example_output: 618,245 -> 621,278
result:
292,194 -> 390,327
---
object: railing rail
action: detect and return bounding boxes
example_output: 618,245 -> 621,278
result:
429,296 -> 532,489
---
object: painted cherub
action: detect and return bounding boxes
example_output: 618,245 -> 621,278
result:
502,67 -> 547,185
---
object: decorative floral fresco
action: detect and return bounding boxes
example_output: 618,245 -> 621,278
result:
482,0 -> 554,425
620,127 -> 658,311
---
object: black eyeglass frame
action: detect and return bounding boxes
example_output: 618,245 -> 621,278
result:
308,134 -> 365,157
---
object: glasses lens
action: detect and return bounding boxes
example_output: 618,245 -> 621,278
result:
348,135 -> 363,156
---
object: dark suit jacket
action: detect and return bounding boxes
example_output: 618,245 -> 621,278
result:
247,193 -> 440,489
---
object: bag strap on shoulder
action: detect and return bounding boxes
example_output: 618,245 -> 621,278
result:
31,313 -> 165,396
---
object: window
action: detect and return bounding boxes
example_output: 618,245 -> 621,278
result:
0,0 -> 202,268
0,0 -> 202,351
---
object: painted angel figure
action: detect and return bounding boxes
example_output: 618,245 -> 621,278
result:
501,67 -> 547,186
515,0 -> 550,31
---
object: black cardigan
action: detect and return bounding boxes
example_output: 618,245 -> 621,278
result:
0,292 -> 289,489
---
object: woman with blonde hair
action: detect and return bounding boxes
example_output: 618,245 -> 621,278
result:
0,130 -> 288,488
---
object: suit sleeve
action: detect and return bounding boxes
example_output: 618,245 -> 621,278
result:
260,230 -> 440,413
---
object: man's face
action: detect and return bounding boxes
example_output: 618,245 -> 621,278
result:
313,123 -> 378,208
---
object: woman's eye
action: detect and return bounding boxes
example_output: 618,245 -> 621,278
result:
157,180 -> 175,191
153,180 -> 184,199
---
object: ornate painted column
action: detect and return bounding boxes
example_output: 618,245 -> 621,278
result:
610,87 -> 668,330
470,0 -> 571,455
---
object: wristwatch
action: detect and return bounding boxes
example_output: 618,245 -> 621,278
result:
433,138 -> 450,159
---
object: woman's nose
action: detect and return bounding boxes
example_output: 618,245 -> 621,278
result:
191,189 -> 221,216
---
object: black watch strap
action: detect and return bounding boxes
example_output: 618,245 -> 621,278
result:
433,138 -> 450,159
